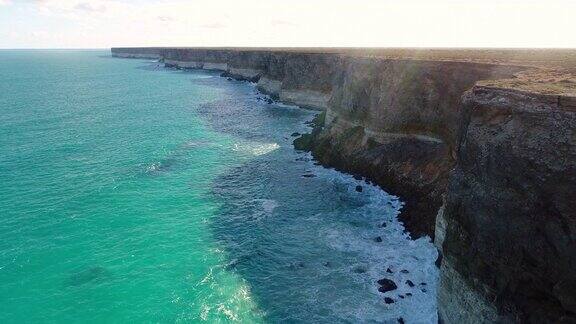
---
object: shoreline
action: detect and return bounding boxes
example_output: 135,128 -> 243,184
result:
163,58 -> 436,241
146,60 -> 441,321
111,47 -> 576,323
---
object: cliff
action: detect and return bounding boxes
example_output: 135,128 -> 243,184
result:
301,58 -> 523,238
111,47 -> 576,323
111,47 -> 162,59
438,84 -> 576,323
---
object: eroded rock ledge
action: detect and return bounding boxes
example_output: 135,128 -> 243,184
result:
111,47 -> 576,323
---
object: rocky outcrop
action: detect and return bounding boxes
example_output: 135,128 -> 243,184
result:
438,86 -> 576,323
111,47 -> 576,323
307,58 -> 523,238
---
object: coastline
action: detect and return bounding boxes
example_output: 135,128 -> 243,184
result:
111,47 -> 576,323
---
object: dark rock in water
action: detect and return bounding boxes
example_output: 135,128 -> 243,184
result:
399,295 -> 405,299
420,282 -> 426,285
406,280 -> 415,287
421,288 -> 427,293
377,278 -> 398,292
400,269 -> 409,274
381,222 -> 387,228
384,297 -> 394,304
353,174 -> 363,181
374,236 -> 383,243
293,113 -> 325,152
386,268 -> 393,273
355,185 -> 363,192
227,77 -> 233,81
350,221 -> 363,228
405,293 -> 412,296
291,132 -> 301,137
302,174 -> 316,178
323,261 -> 331,267
353,266 -> 367,274
288,261 -> 305,270
67,266 -> 108,287
398,317 -> 405,324
266,98 -> 273,104
293,134 -> 314,151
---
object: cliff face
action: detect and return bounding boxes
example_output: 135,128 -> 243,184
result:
111,47 -> 162,59
151,48 -> 338,110
111,47 -> 576,323
311,58 -> 523,238
439,86 -> 576,323
328,59 -> 523,147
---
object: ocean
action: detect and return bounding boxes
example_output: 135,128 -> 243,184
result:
0,50 -> 438,323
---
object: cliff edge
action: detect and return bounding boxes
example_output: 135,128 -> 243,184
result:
111,47 -> 576,323
439,82 -> 576,323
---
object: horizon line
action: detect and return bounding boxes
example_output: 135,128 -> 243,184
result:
2,46 -> 576,51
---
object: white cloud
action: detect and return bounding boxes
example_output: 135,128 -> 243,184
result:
271,20 -> 297,27
200,22 -> 226,29
74,2 -> 106,13
1,0 -> 576,48
157,16 -> 174,22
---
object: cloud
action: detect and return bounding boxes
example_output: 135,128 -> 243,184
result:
200,22 -> 226,29
74,2 -> 106,13
157,15 -> 174,22
2,0 -> 576,49
271,19 -> 297,27
30,30 -> 49,38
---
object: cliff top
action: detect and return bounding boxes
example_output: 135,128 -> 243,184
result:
112,47 -> 576,97
477,68 -> 576,98
112,47 -> 576,69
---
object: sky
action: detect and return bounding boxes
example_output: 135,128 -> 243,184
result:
0,0 -> 575,49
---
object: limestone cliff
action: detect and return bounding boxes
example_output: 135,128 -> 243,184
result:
111,47 -> 576,323
111,47 -> 162,59
148,48 -> 337,110
439,85 -> 576,323
306,58 -> 523,238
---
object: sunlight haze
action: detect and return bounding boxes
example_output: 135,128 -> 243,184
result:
1,0 -> 575,48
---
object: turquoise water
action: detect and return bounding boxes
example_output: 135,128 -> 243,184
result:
0,50 -> 438,323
